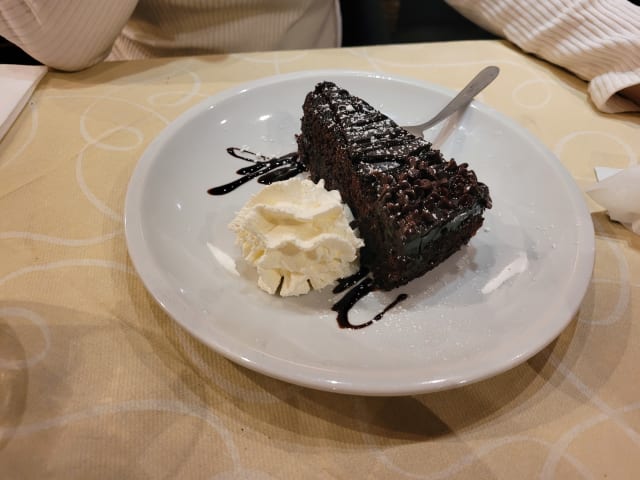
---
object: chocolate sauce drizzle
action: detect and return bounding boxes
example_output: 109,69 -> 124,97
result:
331,275 -> 408,330
207,147 -> 304,195
207,147 -> 408,329
332,278 -> 375,329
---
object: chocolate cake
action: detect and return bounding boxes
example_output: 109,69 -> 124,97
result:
297,81 -> 492,290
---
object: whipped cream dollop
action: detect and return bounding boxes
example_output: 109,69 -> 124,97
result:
229,177 -> 364,296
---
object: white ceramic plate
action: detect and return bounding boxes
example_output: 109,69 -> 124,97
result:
124,70 -> 594,396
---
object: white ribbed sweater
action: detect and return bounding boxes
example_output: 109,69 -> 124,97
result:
0,0 -> 342,70
0,0 -> 638,112
448,0 -> 640,113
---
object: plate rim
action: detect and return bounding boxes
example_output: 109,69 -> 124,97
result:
124,69 -> 595,396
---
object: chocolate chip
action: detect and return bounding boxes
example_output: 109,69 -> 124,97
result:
418,179 -> 432,192
439,197 -> 453,209
459,193 -> 473,206
421,211 -> 435,224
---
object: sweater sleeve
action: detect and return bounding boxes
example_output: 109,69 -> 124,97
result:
0,1 -> 138,71
446,0 -> 640,113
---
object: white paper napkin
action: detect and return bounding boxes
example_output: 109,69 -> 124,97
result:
586,166 -> 640,235
0,64 -> 47,141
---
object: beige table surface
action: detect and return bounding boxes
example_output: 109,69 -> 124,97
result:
1,40 -> 639,479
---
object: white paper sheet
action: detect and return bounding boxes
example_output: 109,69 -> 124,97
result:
0,64 -> 47,141
587,166 -> 640,235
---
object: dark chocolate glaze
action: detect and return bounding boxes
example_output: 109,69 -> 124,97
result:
207,148 -> 303,195
332,277 -> 408,330
374,293 -> 408,321
333,267 -> 369,294
332,278 -> 375,329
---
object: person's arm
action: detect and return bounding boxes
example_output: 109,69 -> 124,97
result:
0,1 -> 138,71
446,0 -> 640,113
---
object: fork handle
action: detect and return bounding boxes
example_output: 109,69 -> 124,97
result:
418,65 -> 500,131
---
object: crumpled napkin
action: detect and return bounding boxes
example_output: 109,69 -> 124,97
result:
586,166 -> 640,235
0,64 -> 47,141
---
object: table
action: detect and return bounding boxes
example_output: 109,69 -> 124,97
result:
1,40 -> 639,479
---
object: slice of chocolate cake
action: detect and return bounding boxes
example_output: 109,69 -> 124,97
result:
297,81 -> 492,290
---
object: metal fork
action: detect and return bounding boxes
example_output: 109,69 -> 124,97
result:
401,66 -> 500,138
